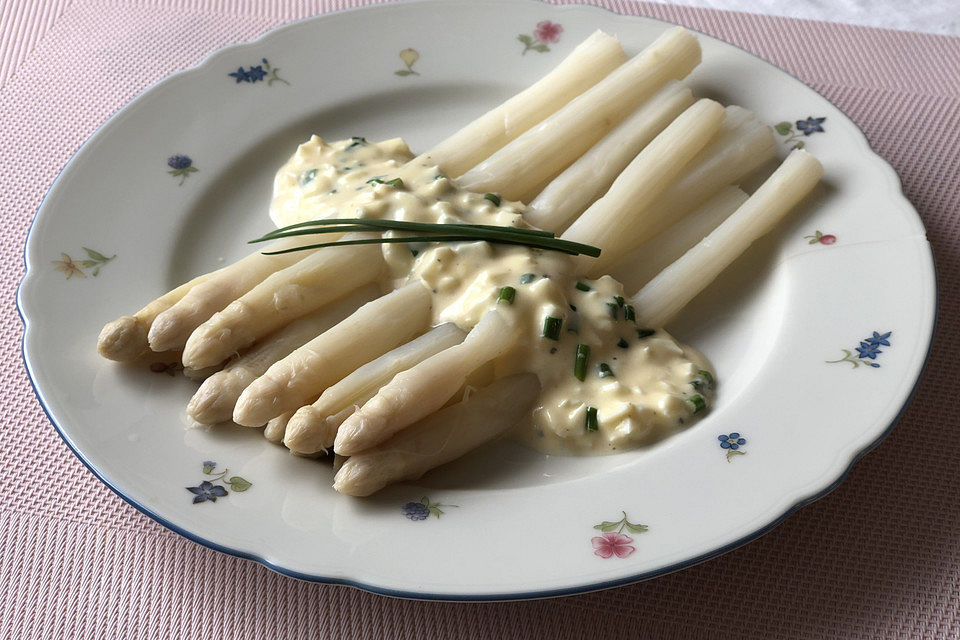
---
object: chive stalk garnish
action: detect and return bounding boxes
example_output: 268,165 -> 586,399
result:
614,295 -> 624,308
637,328 -> 656,339
483,193 -> 501,206
251,219 -> 600,257
542,316 -> 562,341
520,273 -> 536,284
575,281 -> 591,292
367,177 -> 404,188
585,407 -> 599,432
606,302 -> 619,320
687,394 -> 706,414
698,370 -> 715,388
300,168 -> 318,186
617,338 -> 629,349
624,304 -> 636,323
435,173 -> 446,180
598,363 -> 614,378
347,136 -> 367,148
498,286 -> 516,305
574,344 -> 590,381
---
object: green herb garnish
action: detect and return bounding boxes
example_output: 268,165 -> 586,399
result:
483,193 -> 501,206
300,169 -> 318,186
687,394 -> 706,414
606,302 -> 619,320
575,281 -> 591,292
498,286 -> 516,305
598,363 -> 614,378
520,273 -> 537,284
585,407 -> 599,432
367,177 -> 404,188
574,344 -> 590,381
542,316 -> 562,341
617,338 -> 629,349
347,136 -> 367,148
624,304 -> 636,323
614,295 -> 624,308
637,328 -> 656,339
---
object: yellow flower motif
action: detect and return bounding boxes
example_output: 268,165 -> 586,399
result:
51,253 -> 86,279
399,48 -> 419,68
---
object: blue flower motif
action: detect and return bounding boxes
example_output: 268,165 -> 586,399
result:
865,331 -> 891,347
167,155 -> 193,170
202,460 -> 216,468
855,341 -> 881,360
718,433 -> 746,450
246,65 -> 267,82
228,67 -> 250,83
796,117 -> 826,135
401,501 -> 430,521
186,480 -> 228,504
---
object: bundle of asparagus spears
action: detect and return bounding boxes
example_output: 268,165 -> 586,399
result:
97,27 -> 822,496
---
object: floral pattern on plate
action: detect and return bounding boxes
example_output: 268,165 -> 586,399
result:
775,116 -> 826,149
167,154 -> 198,185
591,512 -> 648,558
518,21 -> 562,55
402,496 -> 457,520
186,461 -> 252,504
228,58 -> 289,86
804,230 -> 837,245
827,331 -> 892,369
395,48 -> 420,76
718,432 -> 747,462
51,248 -> 115,279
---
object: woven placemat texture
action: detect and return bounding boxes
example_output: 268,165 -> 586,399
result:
2,1 -> 957,638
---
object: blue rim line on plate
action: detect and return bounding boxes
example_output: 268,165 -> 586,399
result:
16,0 -> 937,600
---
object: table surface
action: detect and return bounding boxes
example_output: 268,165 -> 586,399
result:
3,1 -> 959,638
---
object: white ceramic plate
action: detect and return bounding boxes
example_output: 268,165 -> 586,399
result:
19,0 -> 935,600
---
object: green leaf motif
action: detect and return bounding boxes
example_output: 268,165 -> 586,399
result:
228,476 -> 252,492
774,121 -> 793,136
517,34 -> 533,45
83,247 -> 108,262
794,141 -> 805,149
594,521 -> 620,532
428,506 -> 444,518
395,70 -> 413,76
76,260 -> 99,269
532,43 -> 549,53
624,522 -> 649,534
202,464 -> 215,474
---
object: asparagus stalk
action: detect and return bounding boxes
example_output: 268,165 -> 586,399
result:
284,323 -> 467,454
333,309 -> 520,456
632,150 -> 823,327
185,285 -> 379,425
562,98 -> 727,275
610,186 -> 748,291
416,31 -> 627,177
232,282 -> 433,427
457,26 -> 702,202
333,373 -> 540,496
525,80 -> 694,233
264,411 -> 294,443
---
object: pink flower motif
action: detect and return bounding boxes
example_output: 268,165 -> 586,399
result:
534,21 -> 563,44
591,532 -> 635,559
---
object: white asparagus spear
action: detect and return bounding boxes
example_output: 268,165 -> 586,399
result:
97,273 -> 215,362
148,236 -> 320,352
264,411 -> 293,443
632,150 -> 823,327
284,323 -> 467,454
333,373 -> 540,497
334,309 -> 520,456
181,234 -> 383,369
610,186 -> 749,292
233,282 -> 433,427
562,98 -> 727,276
186,285 -> 379,425
525,80 -> 694,232
417,31 -> 627,177
457,26 -> 702,202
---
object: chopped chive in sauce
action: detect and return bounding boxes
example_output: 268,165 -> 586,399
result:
483,193 -> 501,206
366,177 -> 404,188
520,273 -> 536,284
347,136 -> 367,148
569,303 -> 577,312
574,344 -> 590,381
575,281 -> 591,292
585,406 -> 599,432
498,286 -> 516,305
542,316 -> 562,341
616,337 -> 629,349
329,188 -> 338,194
410,248 -> 419,257
299,169 -> 318,186
698,369 -> 715,388
687,394 -> 706,414
606,302 -> 619,320
624,304 -> 636,323
598,363 -> 614,378
637,328 -> 656,339
614,295 -> 624,308
434,173 -> 446,180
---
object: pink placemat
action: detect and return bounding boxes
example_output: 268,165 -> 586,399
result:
2,0 -> 957,637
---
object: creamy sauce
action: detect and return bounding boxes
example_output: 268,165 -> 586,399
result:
270,137 -> 716,455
